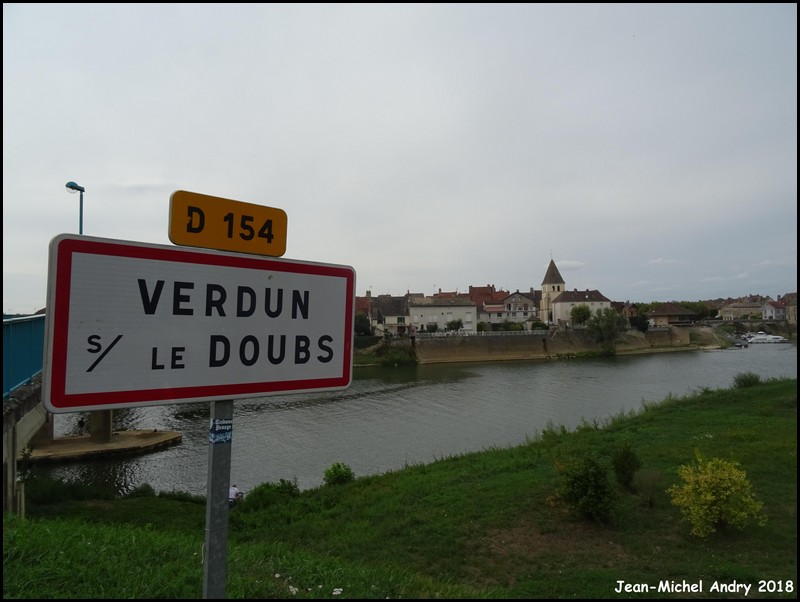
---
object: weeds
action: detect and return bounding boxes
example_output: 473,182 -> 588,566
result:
6,378 -> 796,599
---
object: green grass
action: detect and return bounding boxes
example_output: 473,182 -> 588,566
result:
4,378 -> 797,599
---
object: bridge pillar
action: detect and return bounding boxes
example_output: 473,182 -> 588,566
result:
90,410 -> 113,442
29,413 -> 54,447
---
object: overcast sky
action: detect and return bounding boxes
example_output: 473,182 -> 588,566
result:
3,3 -> 797,314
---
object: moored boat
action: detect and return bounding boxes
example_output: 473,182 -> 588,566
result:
746,332 -> 790,344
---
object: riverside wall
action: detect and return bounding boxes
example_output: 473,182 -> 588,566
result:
413,327 -> 718,364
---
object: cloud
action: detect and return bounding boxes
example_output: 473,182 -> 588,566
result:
3,4 -> 797,313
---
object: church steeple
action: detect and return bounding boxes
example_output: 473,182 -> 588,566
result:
541,259 -> 565,287
540,259 -> 565,324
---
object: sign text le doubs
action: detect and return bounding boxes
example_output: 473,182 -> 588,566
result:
43,234 -> 355,413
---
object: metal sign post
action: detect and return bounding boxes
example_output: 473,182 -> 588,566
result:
203,399 -> 234,599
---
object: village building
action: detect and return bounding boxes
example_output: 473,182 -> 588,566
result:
551,289 -> 613,326
719,300 -> 765,321
354,262 -> 795,337
763,299 -> 786,321
648,302 -> 698,327
408,296 -> 477,334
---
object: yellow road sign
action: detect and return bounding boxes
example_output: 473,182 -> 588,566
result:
169,190 -> 287,257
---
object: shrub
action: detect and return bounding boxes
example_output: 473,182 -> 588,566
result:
239,478 -> 300,512
733,371 -> 761,388
24,475 -> 116,505
127,483 -> 156,498
156,489 -> 206,504
612,442 -> 642,490
378,347 -> 417,367
324,462 -> 355,486
667,451 -> 767,538
555,454 -> 616,523
632,467 -> 663,508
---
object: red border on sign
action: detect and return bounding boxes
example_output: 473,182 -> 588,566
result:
46,236 -> 355,411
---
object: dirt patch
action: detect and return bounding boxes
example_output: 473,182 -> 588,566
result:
467,514 -> 635,586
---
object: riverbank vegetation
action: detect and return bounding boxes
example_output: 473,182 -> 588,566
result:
354,324 -> 752,368
4,376 -> 796,599
353,335 -> 416,367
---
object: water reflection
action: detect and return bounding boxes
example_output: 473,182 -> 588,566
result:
37,345 -> 796,497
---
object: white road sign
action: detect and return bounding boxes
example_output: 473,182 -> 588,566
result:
43,234 -> 355,413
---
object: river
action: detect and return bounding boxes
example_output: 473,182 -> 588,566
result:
38,343 -> 796,497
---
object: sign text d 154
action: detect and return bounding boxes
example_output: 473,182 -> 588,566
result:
169,190 -> 288,257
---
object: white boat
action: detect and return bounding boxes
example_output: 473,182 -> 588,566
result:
746,332 -> 790,344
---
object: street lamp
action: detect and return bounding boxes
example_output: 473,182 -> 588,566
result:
65,181 -> 112,441
65,181 -> 85,234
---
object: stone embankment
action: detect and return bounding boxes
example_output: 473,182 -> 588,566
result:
411,326 -> 726,364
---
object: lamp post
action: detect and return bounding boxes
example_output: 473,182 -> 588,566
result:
64,181 -> 112,441
65,181 -> 85,234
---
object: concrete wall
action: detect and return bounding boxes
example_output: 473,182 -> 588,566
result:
3,374 -> 47,514
415,327 -> 703,364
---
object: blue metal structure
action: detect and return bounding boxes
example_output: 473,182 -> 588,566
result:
3,314 -> 45,399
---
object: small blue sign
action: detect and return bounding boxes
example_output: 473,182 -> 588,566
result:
209,418 -> 233,444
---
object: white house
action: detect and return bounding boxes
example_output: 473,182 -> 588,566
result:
409,297 -> 477,334
551,289 -> 612,326
763,299 -> 786,320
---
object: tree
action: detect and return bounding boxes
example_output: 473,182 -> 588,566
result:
445,319 -> 463,332
586,307 -> 628,354
499,319 -> 523,331
677,301 -> 711,320
570,304 -> 592,325
629,313 -> 649,333
354,313 -> 372,336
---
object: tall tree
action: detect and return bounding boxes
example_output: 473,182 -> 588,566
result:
570,304 -> 592,325
354,313 -> 372,336
629,313 -> 649,333
586,308 -> 629,354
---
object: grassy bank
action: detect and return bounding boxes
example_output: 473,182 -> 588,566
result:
4,377 -> 797,599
